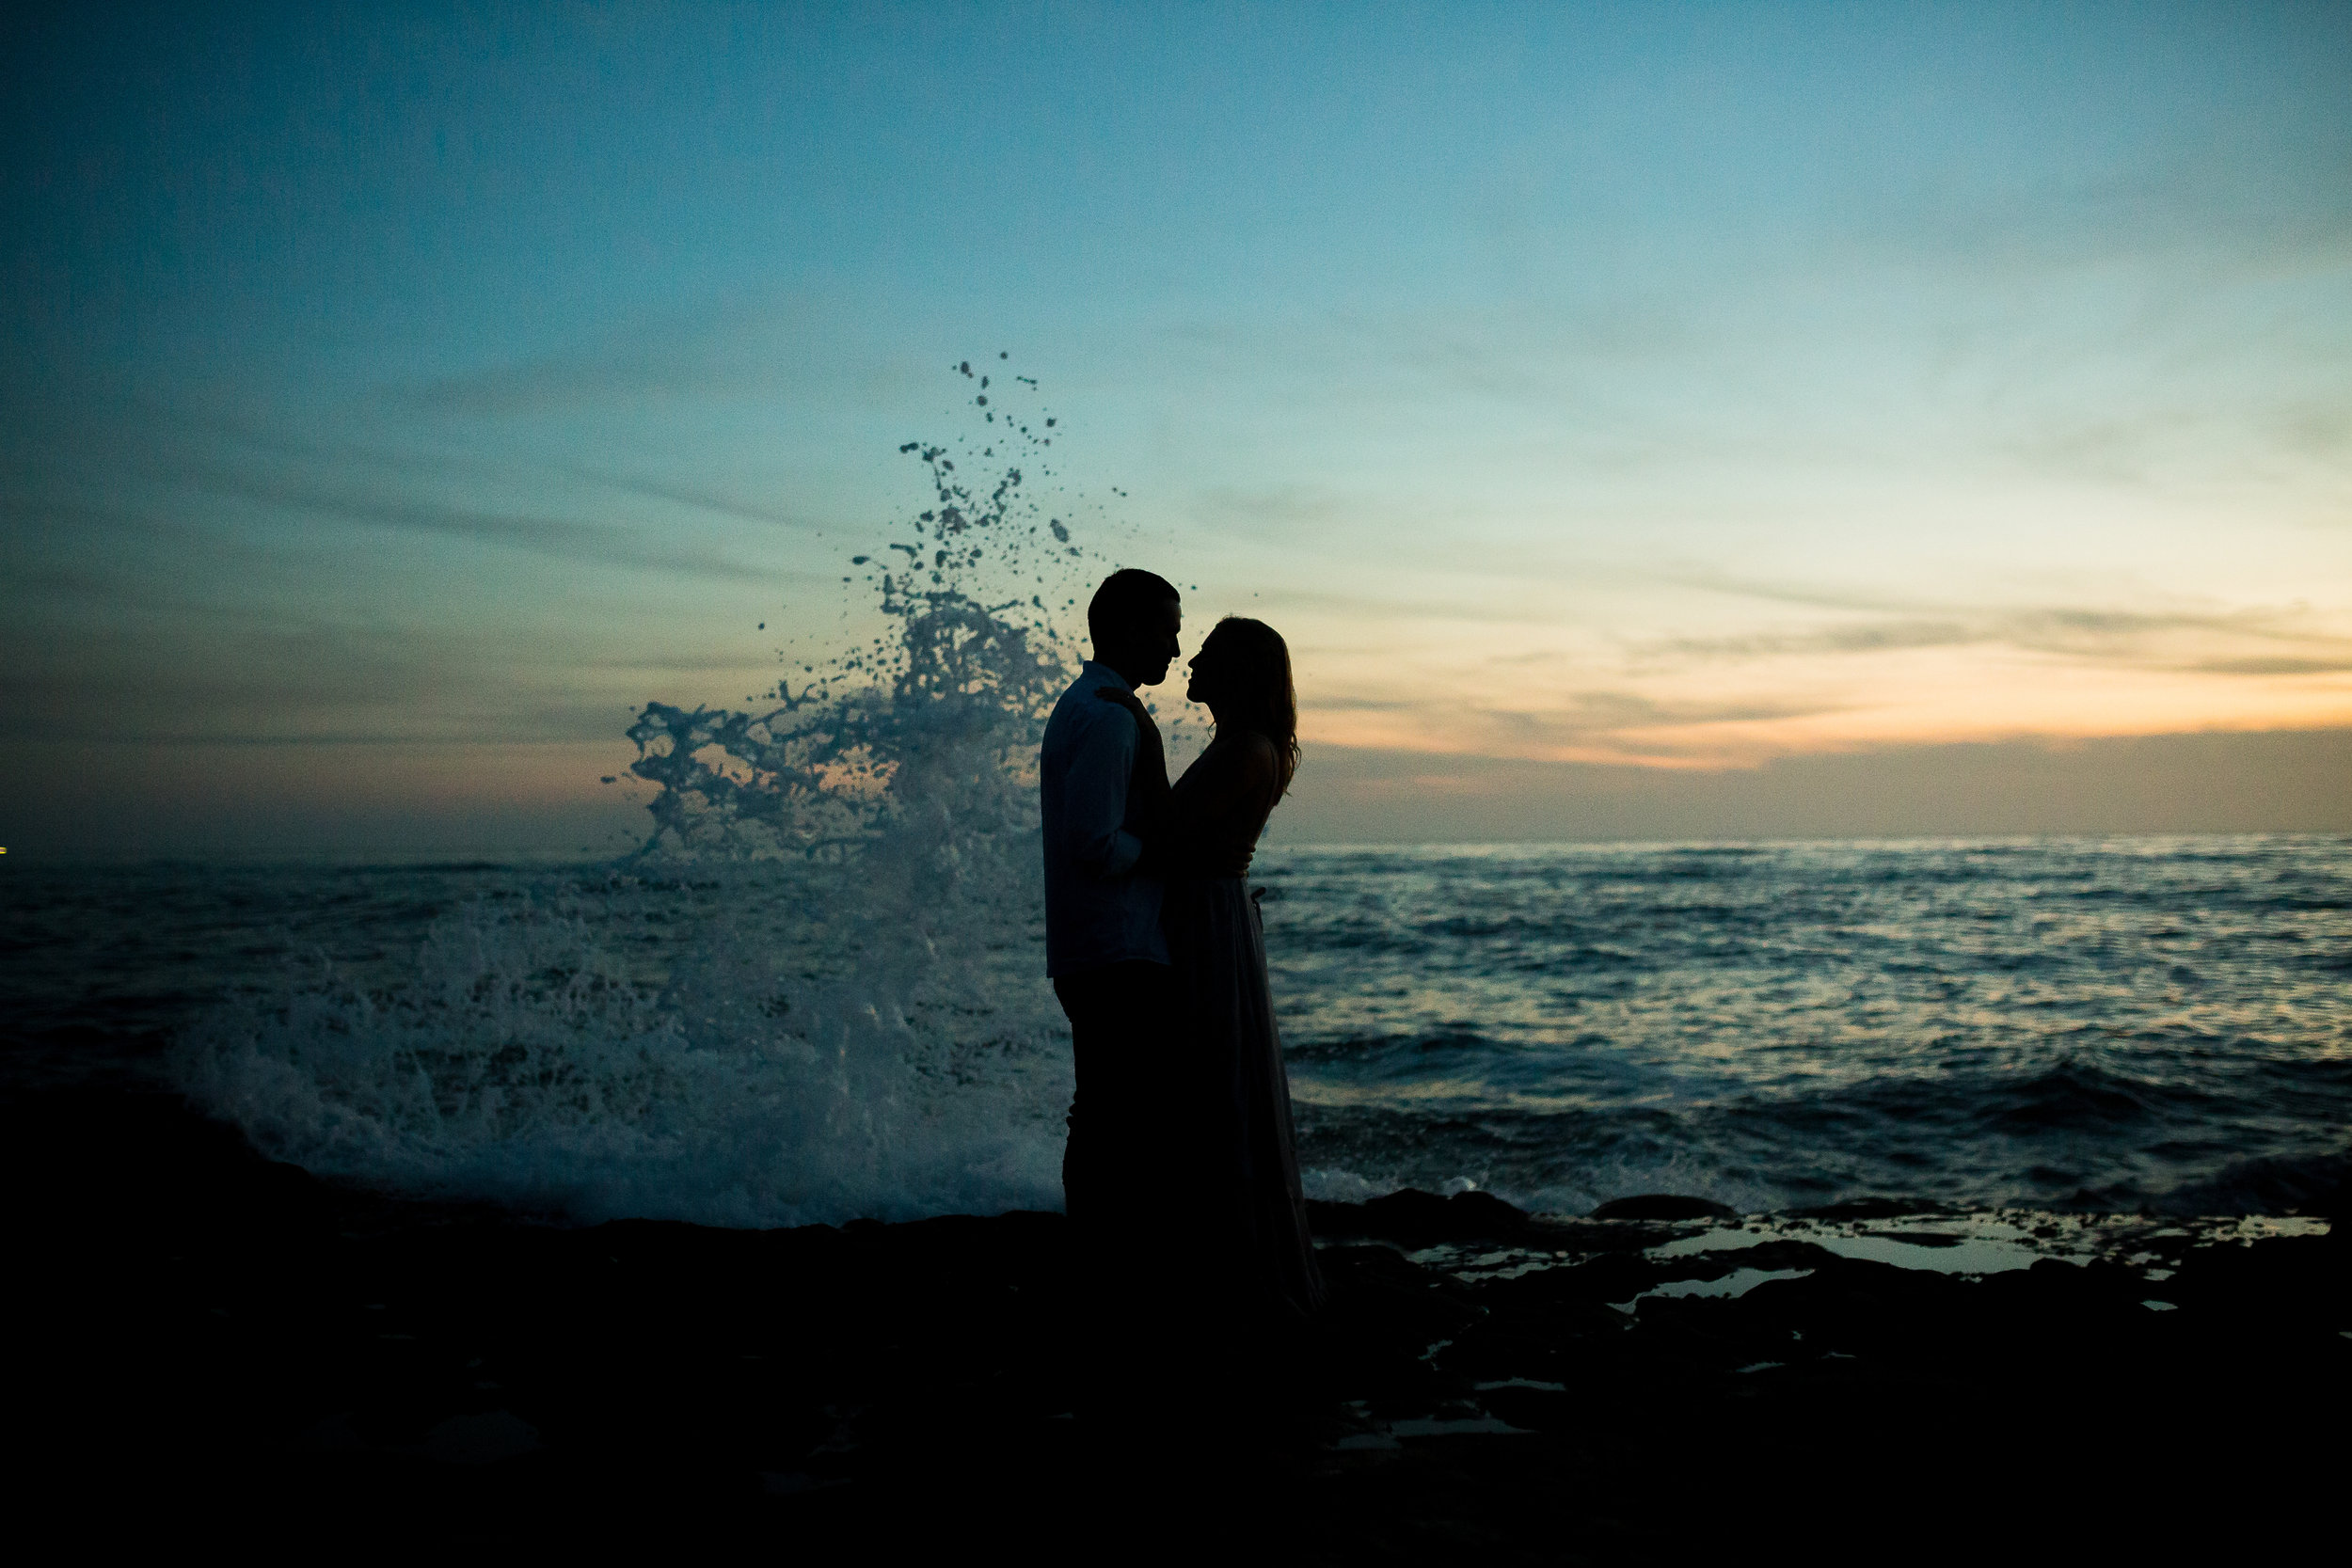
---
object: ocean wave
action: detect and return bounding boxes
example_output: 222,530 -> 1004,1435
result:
1976,1061 -> 2206,1132
174,401 -> 1091,1227
173,871 -> 1075,1227
2150,1148 -> 2351,1215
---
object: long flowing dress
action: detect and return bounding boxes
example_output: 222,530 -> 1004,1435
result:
1161,737 -> 1327,1323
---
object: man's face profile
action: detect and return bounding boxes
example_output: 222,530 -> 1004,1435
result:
1136,597 -> 1183,686
1089,574 -> 1183,687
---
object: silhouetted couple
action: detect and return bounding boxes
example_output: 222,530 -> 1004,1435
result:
1041,569 -> 1326,1403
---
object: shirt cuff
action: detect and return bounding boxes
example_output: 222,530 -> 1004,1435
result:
1104,831 -> 1143,878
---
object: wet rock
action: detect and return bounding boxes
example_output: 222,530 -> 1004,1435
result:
1311,1188 -> 1540,1246
1588,1195 -> 1737,1221
1710,1239 -> 1842,1274
1319,1243 -> 1439,1290
1432,1327 -> 1562,1382
1525,1217 -> 1678,1254
1971,1257 -> 2148,1323
11,1086 -> 2349,1558
1325,1270 -> 1484,1347
1486,1251 -> 1659,1307
1786,1196 -> 1940,1221
2142,1234 -> 2347,1325
1619,1295 -> 1804,1371
1730,1254 -> 1964,1350
1478,1281 -> 1641,1343
1469,1384 -> 1576,1433
413,1409 -> 542,1465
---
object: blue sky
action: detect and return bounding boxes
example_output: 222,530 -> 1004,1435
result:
5,2 -> 2348,851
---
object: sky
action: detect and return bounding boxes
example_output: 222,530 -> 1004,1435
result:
4,1 -> 2348,854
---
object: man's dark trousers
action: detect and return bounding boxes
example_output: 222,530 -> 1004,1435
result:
1055,958 -> 1182,1243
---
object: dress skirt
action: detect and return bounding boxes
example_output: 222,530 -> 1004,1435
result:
1162,875 -> 1327,1322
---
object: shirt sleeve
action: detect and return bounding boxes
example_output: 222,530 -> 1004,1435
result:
1062,706 -> 1144,880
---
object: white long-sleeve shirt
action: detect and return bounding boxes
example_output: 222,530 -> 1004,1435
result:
1039,660 -> 1169,977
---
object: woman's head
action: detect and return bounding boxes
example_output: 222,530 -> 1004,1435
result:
1186,616 -> 1300,793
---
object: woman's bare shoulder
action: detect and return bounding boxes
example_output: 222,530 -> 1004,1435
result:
1220,730 -> 1279,787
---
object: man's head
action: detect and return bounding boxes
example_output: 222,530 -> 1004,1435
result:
1088,568 -> 1183,687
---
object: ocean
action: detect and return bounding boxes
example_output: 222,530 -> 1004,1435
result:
1263,836 -> 2351,1214
6,834 -> 2345,1226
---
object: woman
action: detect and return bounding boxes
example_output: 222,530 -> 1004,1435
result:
1099,616 -> 1327,1323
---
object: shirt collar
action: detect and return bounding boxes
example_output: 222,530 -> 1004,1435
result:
1079,659 -> 1135,693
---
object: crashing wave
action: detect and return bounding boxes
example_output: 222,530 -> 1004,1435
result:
178,371 -> 1112,1227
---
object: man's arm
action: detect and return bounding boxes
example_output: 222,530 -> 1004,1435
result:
1059,708 -> 1144,879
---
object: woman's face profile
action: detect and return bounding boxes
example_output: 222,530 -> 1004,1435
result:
1185,635 -> 1232,708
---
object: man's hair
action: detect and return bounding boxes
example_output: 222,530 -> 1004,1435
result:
1087,568 -> 1181,645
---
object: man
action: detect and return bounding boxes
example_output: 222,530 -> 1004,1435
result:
1040,567 -> 1183,1244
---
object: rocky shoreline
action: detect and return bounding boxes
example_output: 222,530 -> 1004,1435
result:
16,1087 -> 2346,1559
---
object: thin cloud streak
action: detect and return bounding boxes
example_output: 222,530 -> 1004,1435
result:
1633,604 -> 2352,674
567,467 -> 820,531
387,293 -> 857,418
2189,657 -> 2352,676
184,462 -> 783,583
4,387 -> 805,583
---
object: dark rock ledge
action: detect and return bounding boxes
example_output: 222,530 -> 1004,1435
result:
10,1089 -> 2346,1560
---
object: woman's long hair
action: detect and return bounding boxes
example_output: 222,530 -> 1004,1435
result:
1200,616 -> 1300,795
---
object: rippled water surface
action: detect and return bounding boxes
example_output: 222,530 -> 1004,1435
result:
1259,836 -> 2351,1213
3,835 -> 2345,1221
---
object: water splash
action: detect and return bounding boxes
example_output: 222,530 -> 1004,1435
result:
178,366 -> 1122,1227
